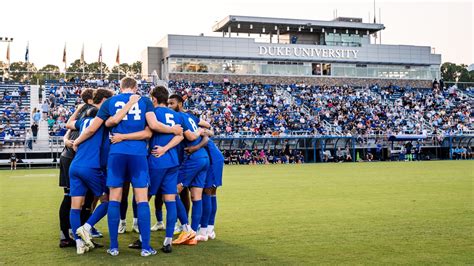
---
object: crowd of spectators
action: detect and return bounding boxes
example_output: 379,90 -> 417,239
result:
0,85 -> 31,148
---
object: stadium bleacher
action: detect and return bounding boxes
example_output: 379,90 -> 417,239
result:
0,84 -> 31,148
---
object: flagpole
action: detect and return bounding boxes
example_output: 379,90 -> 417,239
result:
99,44 -> 103,81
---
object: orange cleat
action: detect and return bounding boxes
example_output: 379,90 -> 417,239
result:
172,231 -> 196,245
182,236 -> 198,245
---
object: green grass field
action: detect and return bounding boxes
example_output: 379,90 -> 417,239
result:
0,161 -> 473,264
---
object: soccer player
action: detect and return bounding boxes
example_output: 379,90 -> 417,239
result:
58,89 -> 100,248
168,95 -> 210,245
112,86 -> 183,253
72,77 -> 182,257
65,88 -> 114,254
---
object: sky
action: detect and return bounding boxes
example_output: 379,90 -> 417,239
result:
1,0 -> 472,68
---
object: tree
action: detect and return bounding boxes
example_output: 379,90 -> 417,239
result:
110,63 -> 131,81
8,62 -> 37,82
130,61 -> 142,77
440,62 -> 472,82
86,62 -> 110,79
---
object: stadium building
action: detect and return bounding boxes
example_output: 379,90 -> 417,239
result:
142,15 -> 441,87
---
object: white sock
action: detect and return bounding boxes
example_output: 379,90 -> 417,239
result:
163,237 -> 172,246
120,219 -> 126,224
207,225 -> 214,232
182,224 -> 191,233
198,227 -> 207,236
139,235 -> 143,242
133,218 -> 138,225
76,239 -> 84,245
83,223 -> 92,232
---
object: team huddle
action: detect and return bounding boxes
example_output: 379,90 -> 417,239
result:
57,77 -> 224,256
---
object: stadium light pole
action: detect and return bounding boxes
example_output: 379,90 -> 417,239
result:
0,37 -> 14,82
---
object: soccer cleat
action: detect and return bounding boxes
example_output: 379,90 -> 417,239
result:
132,223 -> 140,233
182,237 -> 198,245
161,244 -> 172,253
151,221 -> 165,231
76,240 -> 89,255
173,224 -> 182,235
76,226 -> 95,249
91,227 -> 103,238
118,221 -> 127,234
59,239 -> 75,248
128,239 -> 142,249
107,248 -> 120,256
91,240 -> 104,248
141,248 -> 157,257
172,231 -> 196,245
207,230 -> 216,240
195,234 -> 208,242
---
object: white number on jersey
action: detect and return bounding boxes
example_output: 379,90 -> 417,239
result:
80,118 -> 93,135
114,101 -> 142,121
165,113 -> 175,126
188,117 -> 198,131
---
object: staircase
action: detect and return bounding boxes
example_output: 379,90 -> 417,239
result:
30,85 -> 51,151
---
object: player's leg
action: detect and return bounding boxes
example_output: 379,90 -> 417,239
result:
69,166 -> 89,254
59,187 -> 74,247
161,167 -> 179,253
132,194 -> 139,233
81,190 -> 94,226
130,155 -> 156,256
197,188 -> 212,241
190,158 -> 210,242
180,187 -> 191,215
151,194 -> 165,231
173,165 -> 197,245
208,187 -> 218,239
106,154 -> 127,256
119,181 -> 130,234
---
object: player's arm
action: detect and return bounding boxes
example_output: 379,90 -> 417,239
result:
145,112 -> 182,135
110,127 -> 153,144
151,134 -> 184,158
63,129 -> 74,148
198,119 -> 211,129
185,135 -> 209,155
105,95 -> 140,127
72,117 -> 105,150
201,127 -> 214,137
184,127 -> 204,141
66,103 -> 85,129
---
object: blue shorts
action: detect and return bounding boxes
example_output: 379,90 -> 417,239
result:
149,166 -> 179,196
107,154 -> 149,188
205,161 -> 224,188
69,164 -> 106,197
178,157 -> 210,188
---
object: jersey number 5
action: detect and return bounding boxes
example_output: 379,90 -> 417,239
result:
165,113 -> 175,126
115,101 -> 141,120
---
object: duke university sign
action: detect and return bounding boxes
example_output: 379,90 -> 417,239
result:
258,46 -> 359,59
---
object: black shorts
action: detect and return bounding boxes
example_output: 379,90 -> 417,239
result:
59,156 -> 73,188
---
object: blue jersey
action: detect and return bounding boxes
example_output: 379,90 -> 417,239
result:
97,93 -> 154,156
182,112 -> 208,160
148,107 -> 183,169
100,127 -> 110,169
73,117 -> 104,169
207,139 -> 224,164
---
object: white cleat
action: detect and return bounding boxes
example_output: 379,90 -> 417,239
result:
76,226 -> 94,249
76,240 -> 89,255
118,221 -> 127,234
173,224 -> 182,235
140,248 -> 157,257
195,234 -> 208,242
107,248 -> 119,256
207,230 -> 216,240
151,222 -> 165,231
133,223 -> 140,233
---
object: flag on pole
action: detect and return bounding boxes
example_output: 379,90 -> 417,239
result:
62,43 -> 67,63
6,43 -> 10,64
98,44 -> 103,63
80,43 -> 85,64
115,46 -> 120,65
25,42 -> 29,63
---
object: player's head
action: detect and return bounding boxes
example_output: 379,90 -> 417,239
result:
120,77 -> 138,93
92,88 -> 114,107
150,86 -> 169,106
84,107 -> 99,118
81,88 -> 94,105
168,94 -> 184,112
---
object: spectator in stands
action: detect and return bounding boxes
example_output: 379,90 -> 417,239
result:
323,150 -> 332,162
31,122 -> 39,143
344,147 -> 352,162
10,153 -> 17,170
336,147 -> 344,162
41,101 -> 49,120
26,129 -> 33,150
33,108 -> 41,124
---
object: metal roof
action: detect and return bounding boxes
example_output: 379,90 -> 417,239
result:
212,15 -> 385,35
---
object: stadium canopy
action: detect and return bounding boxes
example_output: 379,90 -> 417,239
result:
212,15 -> 385,35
